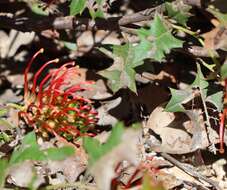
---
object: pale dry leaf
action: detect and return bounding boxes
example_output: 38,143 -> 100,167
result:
7,161 -> 44,188
90,128 -> 141,190
46,155 -> 86,182
154,170 -> 182,189
97,97 -> 122,126
145,105 -> 212,154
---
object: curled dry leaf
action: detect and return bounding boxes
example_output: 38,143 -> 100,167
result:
7,161 -> 45,188
89,128 -> 141,190
145,104 -> 219,154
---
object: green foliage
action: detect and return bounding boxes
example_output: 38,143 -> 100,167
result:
221,64 -> 227,79
0,132 -> 75,188
0,159 -> 8,188
83,122 -> 124,165
88,0 -> 105,19
69,0 -> 105,18
31,3 -> 49,16
165,88 -> 193,112
9,132 -> 75,165
63,41 -> 77,50
165,1 -> 191,26
99,41 -> 151,93
70,0 -> 86,16
139,15 -> 183,61
165,64 -> 223,112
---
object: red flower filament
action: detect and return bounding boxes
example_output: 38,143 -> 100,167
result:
19,48 -> 98,140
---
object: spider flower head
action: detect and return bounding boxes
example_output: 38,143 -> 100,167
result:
19,48 -> 98,140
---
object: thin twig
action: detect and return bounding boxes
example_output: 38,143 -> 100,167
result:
44,182 -> 97,190
160,152 -> 221,190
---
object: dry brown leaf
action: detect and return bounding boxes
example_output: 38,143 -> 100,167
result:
202,26 -> 227,51
145,105 -> 215,154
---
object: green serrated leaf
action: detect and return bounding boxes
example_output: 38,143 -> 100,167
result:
165,1 -> 191,26
139,15 -> 183,61
44,146 -> 75,161
165,88 -> 193,112
98,42 -> 150,93
206,91 -> 224,112
70,0 -> 86,16
83,122 -> 124,165
191,64 -> 209,89
0,159 -> 8,188
221,64 -> 227,79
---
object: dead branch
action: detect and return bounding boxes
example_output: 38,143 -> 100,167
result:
0,4 -> 165,33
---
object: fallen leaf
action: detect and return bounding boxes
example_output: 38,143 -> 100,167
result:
145,105 -> 213,154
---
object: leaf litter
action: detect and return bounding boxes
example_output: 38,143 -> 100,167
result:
1,1 -> 227,190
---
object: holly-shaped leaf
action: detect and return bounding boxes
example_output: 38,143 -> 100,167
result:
98,41 -> 151,93
165,88 -> 193,112
83,122 -> 124,165
191,64 -> 209,90
138,15 -> 183,61
165,1 -> 191,26
206,91 -> 223,112
166,64 -> 222,113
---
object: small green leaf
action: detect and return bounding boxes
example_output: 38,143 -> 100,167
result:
83,122 -> 124,165
206,91 -> 224,112
165,2 -> 191,26
191,64 -> 209,90
63,41 -> 77,50
221,64 -> 227,79
44,146 -> 75,161
0,159 -> 8,188
70,0 -> 86,16
31,3 -> 49,16
165,88 -> 193,112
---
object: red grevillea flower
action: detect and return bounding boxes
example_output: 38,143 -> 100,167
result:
19,48 -> 98,140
